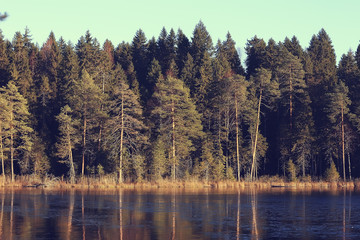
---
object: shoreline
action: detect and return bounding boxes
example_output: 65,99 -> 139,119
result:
0,175 -> 358,191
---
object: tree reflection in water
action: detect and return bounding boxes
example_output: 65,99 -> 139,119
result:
0,188 -> 357,239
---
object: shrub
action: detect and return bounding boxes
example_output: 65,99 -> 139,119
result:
325,161 -> 340,182
287,159 -> 297,182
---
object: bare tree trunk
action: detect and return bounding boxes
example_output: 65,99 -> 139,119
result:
235,94 -> 240,181
10,109 -> 14,183
347,152 -> 351,181
67,126 -> 75,184
289,65 -> 293,131
171,99 -> 176,182
0,122 -> 4,180
341,104 -> 346,181
119,91 -> 124,183
251,90 -> 262,181
82,116 -> 87,178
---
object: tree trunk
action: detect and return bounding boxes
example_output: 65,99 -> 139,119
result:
171,99 -> 176,182
289,65 -> 293,131
0,122 -> 4,180
82,116 -> 87,178
10,108 -> 14,183
235,94 -> 240,181
119,91 -> 124,183
251,90 -> 262,181
341,104 -> 345,181
67,126 -> 75,184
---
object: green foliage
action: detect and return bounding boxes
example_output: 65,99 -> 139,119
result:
287,159 -> 297,182
151,76 -> 203,179
325,161 -> 340,182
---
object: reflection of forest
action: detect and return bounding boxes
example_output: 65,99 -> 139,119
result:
0,189 -> 355,239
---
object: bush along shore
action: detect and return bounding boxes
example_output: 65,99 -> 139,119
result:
0,174 -> 358,191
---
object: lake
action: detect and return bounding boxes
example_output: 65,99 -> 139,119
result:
0,187 -> 359,239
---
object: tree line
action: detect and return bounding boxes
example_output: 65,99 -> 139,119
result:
1,21 -> 360,183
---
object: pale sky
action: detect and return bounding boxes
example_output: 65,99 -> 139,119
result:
1,0 -> 359,63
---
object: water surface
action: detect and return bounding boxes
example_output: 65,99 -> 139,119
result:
0,188 -> 359,239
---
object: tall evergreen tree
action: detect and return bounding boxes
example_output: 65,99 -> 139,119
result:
150,76 -> 203,180
245,36 -> 267,78
56,105 -> 79,183
0,81 -> 33,182
69,69 -> 104,177
106,66 -> 147,182
248,68 -> 279,180
325,81 -> 352,181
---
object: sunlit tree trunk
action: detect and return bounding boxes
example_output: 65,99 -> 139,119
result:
0,122 -> 4,180
235,93 -> 240,181
10,107 -> 14,183
251,90 -> 262,181
171,99 -> 176,182
82,115 -> 87,178
119,91 -> 124,183
341,103 -> 345,181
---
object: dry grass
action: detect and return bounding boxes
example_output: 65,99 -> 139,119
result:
0,174 -> 359,191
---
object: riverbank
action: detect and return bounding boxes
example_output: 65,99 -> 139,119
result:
0,174 -> 359,190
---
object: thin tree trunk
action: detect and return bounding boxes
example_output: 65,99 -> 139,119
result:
10,109 -> 14,183
82,116 -> 87,178
235,94 -> 240,181
347,152 -> 351,181
289,65 -> 293,131
341,104 -> 345,181
67,126 -> 75,184
119,91 -> 124,183
251,90 -> 262,181
0,122 -> 4,180
171,99 -> 176,182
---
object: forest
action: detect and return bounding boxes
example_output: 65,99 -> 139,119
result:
0,21 -> 360,183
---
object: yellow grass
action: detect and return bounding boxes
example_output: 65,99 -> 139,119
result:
0,174 -> 358,191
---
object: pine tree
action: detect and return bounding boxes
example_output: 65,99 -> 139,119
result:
0,94 -> 9,179
105,65 -> 147,183
325,81 -> 351,181
56,105 -> 80,183
248,68 -> 279,180
150,76 -> 203,180
69,69 -> 104,177
0,81 -> 33,182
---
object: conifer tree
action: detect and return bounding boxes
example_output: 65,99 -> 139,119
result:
325,81 -> 351,181
176,29 -> 191,75
0,30 -> 10,87
10,31 -> 35,104
245,36 -> 267,78
69,69 -> 104,177
150,76 -> 203,180
76,31 -> 101,77
248,68 -> 279,180
56,105 -> 79,183
276,46 -> 314,177
0,94 -> 9,179
105,65 -> 147,183
0,81 -> 33,182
